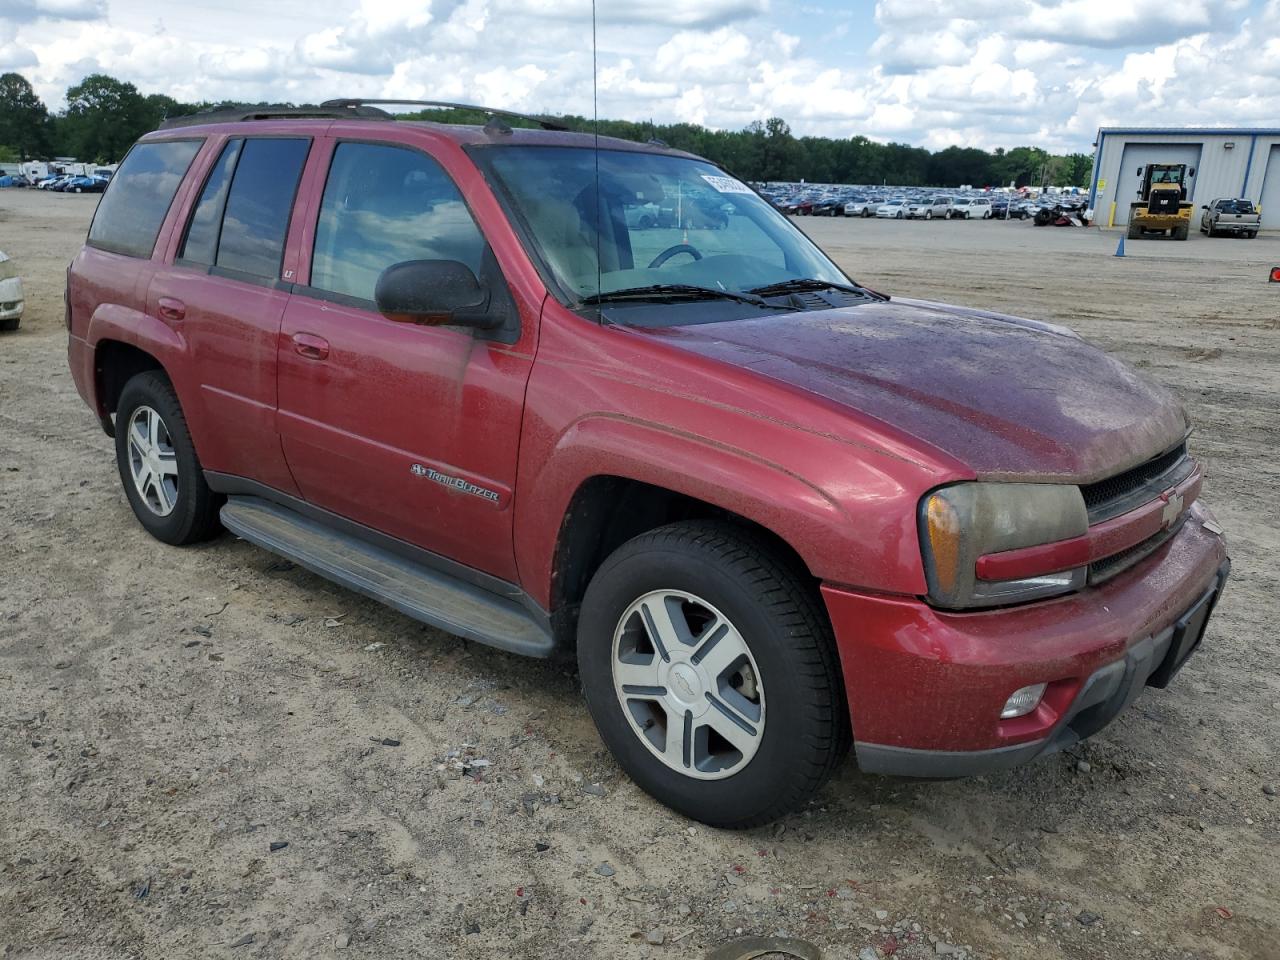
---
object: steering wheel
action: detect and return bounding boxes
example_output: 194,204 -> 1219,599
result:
648,244 -> 703,269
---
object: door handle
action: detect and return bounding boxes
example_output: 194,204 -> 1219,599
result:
292,332 -> 330,361
157,297 -> 186,322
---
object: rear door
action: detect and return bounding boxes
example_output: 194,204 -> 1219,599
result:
275,135 -> 536,581
147,135 -> 312,494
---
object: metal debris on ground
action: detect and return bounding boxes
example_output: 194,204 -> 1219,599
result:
705,935 -> 823,960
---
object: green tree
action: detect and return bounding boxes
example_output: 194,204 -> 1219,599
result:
1063,152 -> 1093,187
752,118 -> 798,182
0,72 -> 51,160
993,146 -> 1050,188
61,74 -> 152,162
350,103 -> 1093,188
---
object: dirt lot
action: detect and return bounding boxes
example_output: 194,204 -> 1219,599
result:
1,189 -> 1277,960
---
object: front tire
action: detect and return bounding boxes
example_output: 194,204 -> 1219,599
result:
577,521 -> 848,828
114,371 -> 222,545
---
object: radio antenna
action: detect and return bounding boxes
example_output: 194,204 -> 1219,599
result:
591,0 -> 602,319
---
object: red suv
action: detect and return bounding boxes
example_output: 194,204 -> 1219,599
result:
66,102 -> 1229,827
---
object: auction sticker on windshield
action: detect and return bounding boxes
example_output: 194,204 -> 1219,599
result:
701,174 -> 753,194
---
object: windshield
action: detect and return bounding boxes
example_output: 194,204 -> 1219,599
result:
480,146 -> 848,306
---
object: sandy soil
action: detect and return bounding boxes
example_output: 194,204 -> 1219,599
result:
1,189 -> 1277,960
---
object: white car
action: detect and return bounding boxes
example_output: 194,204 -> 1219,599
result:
952,198 -> 994,220
0,250 -> 24,331
907,197 -> 952,220
875,199 -> 908,219
843,199 -> 876,217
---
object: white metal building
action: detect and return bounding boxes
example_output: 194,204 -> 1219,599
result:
1088,127 -> 1280,230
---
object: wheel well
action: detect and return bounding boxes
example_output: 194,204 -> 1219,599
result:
96,341 -> 164,434
549,476 -> 814,642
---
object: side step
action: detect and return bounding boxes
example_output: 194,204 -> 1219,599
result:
220,496 -> 554,657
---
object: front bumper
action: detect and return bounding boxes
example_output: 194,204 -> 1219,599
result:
823,502 -> 1229,777
0,276 -> 23,320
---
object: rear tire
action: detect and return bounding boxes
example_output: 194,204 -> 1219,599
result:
1128,221 -> 1142,240
577,521 -> 849,828
114,371 -> 222,546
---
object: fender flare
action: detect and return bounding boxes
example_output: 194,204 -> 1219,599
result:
515,414 -> 871,609
85,304 -> 187,417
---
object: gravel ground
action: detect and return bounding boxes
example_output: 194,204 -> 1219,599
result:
1,190 -> 1277,960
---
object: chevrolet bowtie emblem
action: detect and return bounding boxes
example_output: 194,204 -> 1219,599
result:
1160,490 -> 1184,529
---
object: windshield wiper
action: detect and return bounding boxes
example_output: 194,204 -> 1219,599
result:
747,277 -> 888,301
581,284 -> 792,309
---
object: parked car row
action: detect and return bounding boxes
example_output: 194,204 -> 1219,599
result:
759,182 -> 1091,224
32,172 -> 111,194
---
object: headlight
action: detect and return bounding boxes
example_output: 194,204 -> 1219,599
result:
919,482 -> 1088,609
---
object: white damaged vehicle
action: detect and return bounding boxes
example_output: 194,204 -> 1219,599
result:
0,251 -> 25,331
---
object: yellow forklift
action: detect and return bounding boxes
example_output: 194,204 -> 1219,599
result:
1127,163 -> 1195,240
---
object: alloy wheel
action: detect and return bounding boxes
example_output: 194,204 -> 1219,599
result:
611,589 -> 765,780
126,405 -> 179,516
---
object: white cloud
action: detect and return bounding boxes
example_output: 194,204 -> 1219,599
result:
5,0 -> 105,24
499,0 -> 770,28
1,0 -> 1275,156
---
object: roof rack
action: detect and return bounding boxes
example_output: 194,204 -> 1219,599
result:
320,98 -> 570,132
158,103 -> 394,130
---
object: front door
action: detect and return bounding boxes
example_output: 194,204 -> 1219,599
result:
276,138 -> 535,582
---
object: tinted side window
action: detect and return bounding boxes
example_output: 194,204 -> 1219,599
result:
216,138 -> 311,279
311,142 -> 485,302
178,139 -> 242,265
87,139 -> 202,258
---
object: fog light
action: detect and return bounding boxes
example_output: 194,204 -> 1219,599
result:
1000,683 -> 1047,719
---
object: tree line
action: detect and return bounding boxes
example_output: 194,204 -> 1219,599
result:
0,71 -> 1093,188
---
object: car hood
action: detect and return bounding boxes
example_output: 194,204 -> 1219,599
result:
646,298 -> 1189,484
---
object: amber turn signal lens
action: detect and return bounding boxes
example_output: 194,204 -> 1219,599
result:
925,494 -> 962,593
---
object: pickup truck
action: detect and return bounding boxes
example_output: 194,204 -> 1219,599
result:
66,102 -> 1229,827
1200,198 -> 1260,238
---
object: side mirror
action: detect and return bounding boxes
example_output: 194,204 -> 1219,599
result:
1201,205 -> 1209,210
1136,167 -> 1143,176
374,259 -> 498,329
1189,167 -> 1196,176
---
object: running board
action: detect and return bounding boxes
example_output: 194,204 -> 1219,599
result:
220,496 -> 554,657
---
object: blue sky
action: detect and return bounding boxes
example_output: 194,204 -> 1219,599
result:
2,0 -> 1276,153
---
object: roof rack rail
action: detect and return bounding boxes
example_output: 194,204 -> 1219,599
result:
158,103 -> 394,130
320,98 -> 570,132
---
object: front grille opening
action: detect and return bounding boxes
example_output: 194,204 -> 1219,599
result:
1088,520 -> 1182,585
1082,442 -> 1192,523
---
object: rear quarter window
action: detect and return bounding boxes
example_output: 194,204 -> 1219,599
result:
87,139 -> 203,259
